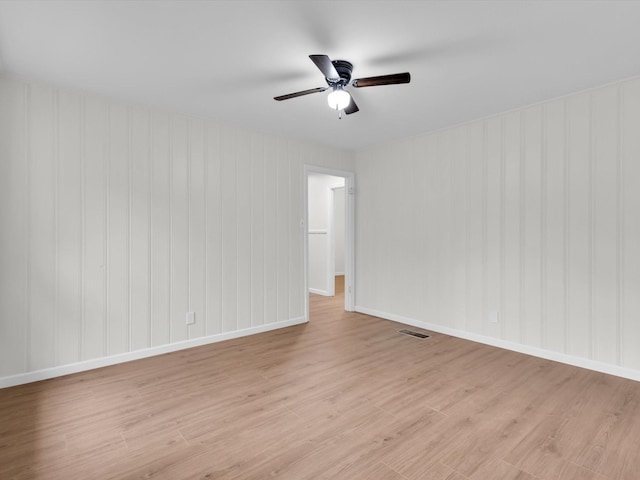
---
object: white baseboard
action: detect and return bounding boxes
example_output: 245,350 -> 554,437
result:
355,305 -> 640,383
335,272 -> 345,276
309,288 -> 330,296
0,316 -> 307,389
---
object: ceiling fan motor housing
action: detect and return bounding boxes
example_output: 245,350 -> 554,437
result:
330,60 -> 353,86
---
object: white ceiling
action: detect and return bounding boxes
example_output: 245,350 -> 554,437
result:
1,1 -> 639,151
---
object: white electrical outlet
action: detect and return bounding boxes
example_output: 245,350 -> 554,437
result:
489,311 -> 499,324
186,311 -> 196,325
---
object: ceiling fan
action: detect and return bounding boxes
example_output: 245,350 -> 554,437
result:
274,54 -> 411,117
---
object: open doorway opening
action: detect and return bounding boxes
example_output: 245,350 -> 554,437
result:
307,173 -> 344,297
303,165 -> 355,320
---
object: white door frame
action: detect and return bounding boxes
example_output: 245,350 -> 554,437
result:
327,183 -> 345,297
303,165 -> 355,320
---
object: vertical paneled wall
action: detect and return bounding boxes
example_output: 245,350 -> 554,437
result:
355,76 -> 640,372
0,76 -> 352,379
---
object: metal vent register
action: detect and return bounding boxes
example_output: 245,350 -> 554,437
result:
398,329 -> 430,339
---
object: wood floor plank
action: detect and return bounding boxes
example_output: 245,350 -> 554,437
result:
469,459 -> 539,479
2,279 -> 640,479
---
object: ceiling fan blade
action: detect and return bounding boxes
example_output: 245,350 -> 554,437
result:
274,87 -> 328,101
309,54 -> 340,81
344,96 -> 359,115
352,72 -> 411,88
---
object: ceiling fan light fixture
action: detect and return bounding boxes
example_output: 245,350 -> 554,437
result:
327,88 -> 351,110
274,54 -> 410,116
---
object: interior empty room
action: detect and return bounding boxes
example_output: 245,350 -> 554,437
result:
1,1 -> 640,479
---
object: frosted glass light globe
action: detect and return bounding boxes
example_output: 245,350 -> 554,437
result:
327,88 -> 351,110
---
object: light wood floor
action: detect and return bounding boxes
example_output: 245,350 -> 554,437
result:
2,276 -> 640,479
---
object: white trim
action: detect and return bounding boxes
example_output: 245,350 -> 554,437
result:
326,185 -> 335,297
305,165 -> 354,178
328,183 -> 345,299
309,288 -> 330,296
354,306 -> 640,383
344,176 -> 355,311
0,317 -> 307,389
335,272 -> 345,276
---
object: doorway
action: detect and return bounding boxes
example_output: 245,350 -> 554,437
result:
303,165 -> 355,320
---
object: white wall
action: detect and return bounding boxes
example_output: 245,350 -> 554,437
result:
307,173 -> 344,294
355,76 -> 640,378
0,75 -> 354,384
333,187 -> 345,275
4,71 -> 640,385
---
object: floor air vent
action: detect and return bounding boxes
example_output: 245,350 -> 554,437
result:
398,329 -> 430,339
